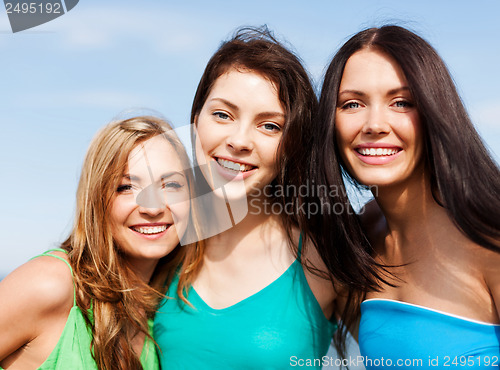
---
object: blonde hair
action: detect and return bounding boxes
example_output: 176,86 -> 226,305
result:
61,116 -> 199,369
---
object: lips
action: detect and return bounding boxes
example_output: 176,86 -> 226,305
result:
354,144 -> 403,165
215,157 -> 256,173
209,156 -> 258,183
129,223 -> 170,235
356,147 -> 401,156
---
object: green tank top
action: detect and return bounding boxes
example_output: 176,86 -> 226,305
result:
0,249 -> 159,370
154,235 -> 337,369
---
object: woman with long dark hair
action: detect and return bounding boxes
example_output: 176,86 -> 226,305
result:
318,25 -> 500,368
154,27 -> 382,369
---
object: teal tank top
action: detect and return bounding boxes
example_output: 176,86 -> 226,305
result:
0,249 -> 159,370
153,236 -> 337,369
359,299 -> 500,369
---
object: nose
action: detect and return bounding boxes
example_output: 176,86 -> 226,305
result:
362,106 -> 390,135
136,184 -> 167,217
138,205 -> 164,217
226,122 -> 253,152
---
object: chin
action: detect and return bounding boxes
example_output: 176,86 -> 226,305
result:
356,175 -> 407,190
207,180 -> 249,200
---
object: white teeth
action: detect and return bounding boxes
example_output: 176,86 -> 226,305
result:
132,225 -> 167,235
358,148 -> 399,156
217,159 -> 253,172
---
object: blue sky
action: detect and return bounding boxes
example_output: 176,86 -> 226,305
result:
1,0 -> 499,277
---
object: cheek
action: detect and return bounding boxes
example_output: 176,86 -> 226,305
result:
334,120 -> 359,175
268,144 -> 280,165
196,114 -> 219,151
258,141 -> 281,180
109,203 -> 122,228
170,193 -> 190,221
194,121 -> 215,174
263,135 -> 282,160
413,115 -> 423,152
170,202 -> 191,238
400,113 -> 423,153
109,198 -> 131,229
334,121 -> 353,155
108,207 -> 125,247
194,136 -> 208,168
413,129 -> 425,167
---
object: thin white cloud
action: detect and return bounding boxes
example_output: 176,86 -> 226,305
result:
471,100 -> 500,130
50,6 -> 209,55
23,89 -> 162,110
470,100 -> 500,160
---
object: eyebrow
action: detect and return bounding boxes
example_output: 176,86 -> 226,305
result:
160,171 -> 185,181
209,98 -> 285,120
338,86 -> 411,98
123,171 -> 185,182
123,174 -> 139,182
255,112 -> 286,122
338,90 -> 366,98
209,98 -> 239,112
386,86 -> 410,96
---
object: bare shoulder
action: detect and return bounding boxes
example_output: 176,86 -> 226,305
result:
0,252 -> 74,359
8,252 -> 73,309
477,245 -> 500,320
299,232 -> 337,318
301,234 -> 331,280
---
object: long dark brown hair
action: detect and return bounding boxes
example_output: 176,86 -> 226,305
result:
318,24 -> 500,358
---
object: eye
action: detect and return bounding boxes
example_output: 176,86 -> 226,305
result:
341,101 -> 361,110
117,184 -> 132,193
394,100 -> 411,108
213,111 -> 230,120
392,99 -> 415,111
163,181 -> 184,190
261,122 -> 281,133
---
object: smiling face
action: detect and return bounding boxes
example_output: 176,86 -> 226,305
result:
109,135 -> 190,275
194,68 -> 285,200
335,49 -> 424,188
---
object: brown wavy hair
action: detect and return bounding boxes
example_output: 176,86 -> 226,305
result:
182,25 -> 325,292
184,26 -> 385,356
61,116 -> 197,369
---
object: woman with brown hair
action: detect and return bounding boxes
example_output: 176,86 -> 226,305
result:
0,116 -> 196,369
154,27 -> 382,369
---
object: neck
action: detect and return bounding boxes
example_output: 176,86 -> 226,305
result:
128,258 -> 158,283
204,194 -> 284,257
373,171 -> 447,245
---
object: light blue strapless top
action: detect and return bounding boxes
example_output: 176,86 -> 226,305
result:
154,237 -> 337,369
359,299 -> 500,369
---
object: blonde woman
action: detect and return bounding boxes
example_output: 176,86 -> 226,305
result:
0,116 -> 196,369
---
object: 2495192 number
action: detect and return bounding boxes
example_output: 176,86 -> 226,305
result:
443,355 -> 499,367
5,2 -> 61,14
